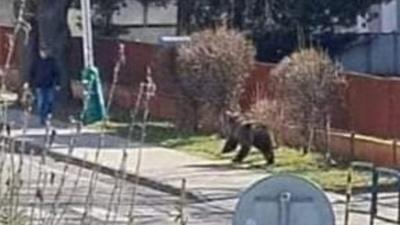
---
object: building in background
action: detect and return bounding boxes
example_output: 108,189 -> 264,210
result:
69,0 -> 177,44
0,0 -> 14,27
355,0 -> 400,33
4,0 -> 400,75
337,0 -> 400,76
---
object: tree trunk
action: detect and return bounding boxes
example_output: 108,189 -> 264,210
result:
176,0 -> 185,35
175,96 -> 200,133
143,1 -> 149,28
102,12 -> 114,36
229,0 -> 234,28
21,19 -> 39,85
233,0 -> 245,30
34,0 -> 73,102
177,0 -> 193,35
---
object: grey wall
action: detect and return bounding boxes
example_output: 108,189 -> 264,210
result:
113,0 -> 177,25
338,33 -> 400,75
0,0 -> 14,26
68,0 -> 177,43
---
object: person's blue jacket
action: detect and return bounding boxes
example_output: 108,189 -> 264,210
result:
29,57 -> 61,89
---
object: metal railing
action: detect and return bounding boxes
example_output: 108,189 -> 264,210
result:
345,161 -> 400,225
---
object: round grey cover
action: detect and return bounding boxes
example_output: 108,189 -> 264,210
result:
233,175 -> 335,225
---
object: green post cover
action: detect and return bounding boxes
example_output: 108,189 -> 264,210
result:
80,67 -> 107,125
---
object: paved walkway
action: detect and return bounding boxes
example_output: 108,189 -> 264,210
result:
6,108 -> 399,225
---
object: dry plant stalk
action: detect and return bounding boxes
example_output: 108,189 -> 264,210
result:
45,120 -> 82,225
106,43 -> 126,114
128,71 -> 157,225
52,154 -> 86,225
81,129 -> 104,224
175,179 -> 188,225
102,43 -> 128,223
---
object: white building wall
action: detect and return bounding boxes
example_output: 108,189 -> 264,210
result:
381,0 -> 398,32
355,0 -> 399,33
0,0 -> 14,26
112,0 -> 177,25
68,0 -> 177,43
356,16 -> 370,33
368,4 -> 383,32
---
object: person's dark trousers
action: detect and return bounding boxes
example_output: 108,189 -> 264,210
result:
35,87 -> 55,125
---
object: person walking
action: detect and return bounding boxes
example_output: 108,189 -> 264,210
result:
28,49 -> 61,125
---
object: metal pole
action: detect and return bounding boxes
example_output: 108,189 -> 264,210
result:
374,167 -> 400,224
370,168 -> 378,225
397,175 -> 400,224
393,139 -> 398,166
80,0 -> 94,68
344,166 -> 353,225
350,132 -> 355,161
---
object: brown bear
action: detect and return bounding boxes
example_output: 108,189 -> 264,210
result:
220,111 -> 276,164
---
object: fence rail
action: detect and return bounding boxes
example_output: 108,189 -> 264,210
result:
345,161 -> 400,225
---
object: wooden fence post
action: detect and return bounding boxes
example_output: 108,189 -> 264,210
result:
350,132 -> 355,161
393,139 -> 398,166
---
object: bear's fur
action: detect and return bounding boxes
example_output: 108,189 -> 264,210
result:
220,111 -> 276,164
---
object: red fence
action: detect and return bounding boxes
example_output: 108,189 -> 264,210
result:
241,64 -> 400,139
0,26 -> 22,68
3,25 -> 400,139
0,26 -> 22,90
344,74 -> 400,138
0,26 -> 8,66
68,38 -> 179,120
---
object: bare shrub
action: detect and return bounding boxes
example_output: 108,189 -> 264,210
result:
177,26 -> 255,131
271,48 -> 347,153
245,99 -> 282,142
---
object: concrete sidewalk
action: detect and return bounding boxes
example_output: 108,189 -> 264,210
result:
6,108 -> 398,225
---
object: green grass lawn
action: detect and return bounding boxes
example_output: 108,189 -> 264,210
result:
89,120 -> 380,192
163,134 -> 371,192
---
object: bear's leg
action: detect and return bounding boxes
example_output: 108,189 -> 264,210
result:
254,144 -> 275,165
233,145 -> 251,163
253,136 -> 275,165
221,138 -> 239,154
260,149 -> 275,165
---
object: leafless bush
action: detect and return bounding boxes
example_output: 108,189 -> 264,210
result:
245,99 -> 283,142
271,48 -> 347,153
177,26 -> 255,131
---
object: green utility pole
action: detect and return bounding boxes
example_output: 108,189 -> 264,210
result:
79,0 -> 107,124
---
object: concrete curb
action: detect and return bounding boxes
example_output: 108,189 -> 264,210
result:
1,135 -> 203,202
